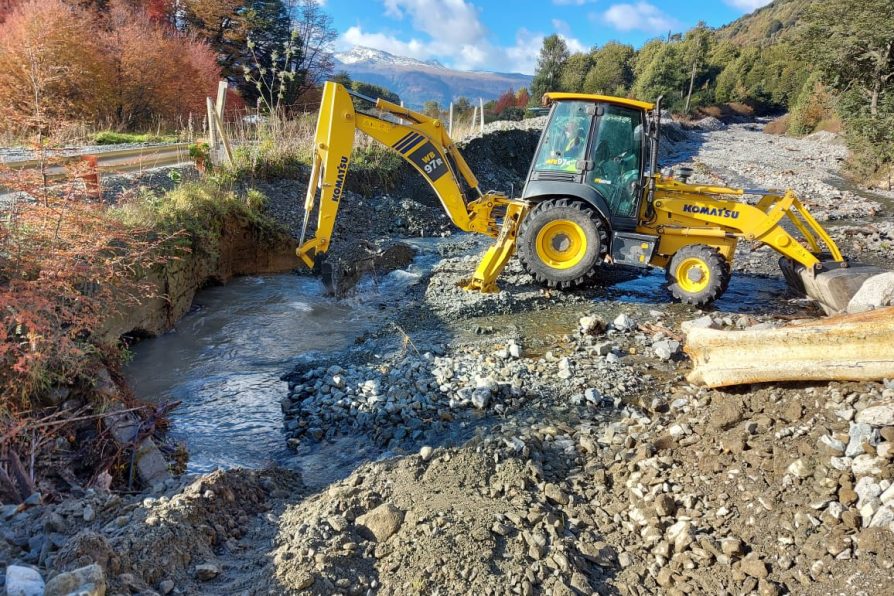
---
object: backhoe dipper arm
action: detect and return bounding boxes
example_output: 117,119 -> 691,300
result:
297,81 -> 529,293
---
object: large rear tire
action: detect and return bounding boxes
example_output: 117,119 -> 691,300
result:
517,198 -> 608,289
666,244 -> 731,305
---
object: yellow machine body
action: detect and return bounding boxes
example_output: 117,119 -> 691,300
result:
297,82 -> 847,303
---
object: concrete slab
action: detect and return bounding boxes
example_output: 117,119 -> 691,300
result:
104,403 -> 171,490
779,258 -> 886,315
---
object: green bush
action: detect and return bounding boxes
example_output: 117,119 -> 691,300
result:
110,180 -> 285,254
788,73 -> 836,135
93,131 -> 177,145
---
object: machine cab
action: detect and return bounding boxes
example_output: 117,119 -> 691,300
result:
524,93 -> 653,231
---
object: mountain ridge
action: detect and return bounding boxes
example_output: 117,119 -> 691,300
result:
333,46 -> 533,109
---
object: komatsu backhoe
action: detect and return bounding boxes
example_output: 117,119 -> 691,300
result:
297,81 -> 858,309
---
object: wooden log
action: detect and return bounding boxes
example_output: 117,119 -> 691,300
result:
685,307 -> 894,388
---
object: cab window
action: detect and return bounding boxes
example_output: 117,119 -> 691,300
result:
589,105 -> 643,218
533,101 -> 593,173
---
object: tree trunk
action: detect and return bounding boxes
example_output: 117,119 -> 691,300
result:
685,307 -> 894,388
685,59 -> 697,113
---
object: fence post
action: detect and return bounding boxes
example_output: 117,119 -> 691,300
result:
206,97 -> 218,165
206,81 -> 233,167
449,102 -> 454,136
479,98 -> 485,134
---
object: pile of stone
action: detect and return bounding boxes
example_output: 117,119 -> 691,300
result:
281,313 -> 651,451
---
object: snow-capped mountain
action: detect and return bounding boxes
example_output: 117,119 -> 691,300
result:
334,46 -> 445,69
332,46 -> 532,109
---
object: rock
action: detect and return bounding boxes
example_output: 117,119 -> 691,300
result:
720,538 -> 745,557
44,564 -> 106,596
653,339 -> 680,361
870,505 -> 894,529
710,401 -> 743,430
846,422 -> 875,457
613,313 -> 636,331
818,434 -> 846,456
579,315 -> 606,335
159,580 -> 175,595
5,566 -> 45,596
847,272 -> 894,313
543,483 -> 569,506
787,458 -> 812,478
852,455 -> 884,477
854,477 -> 882,507
856,405 -> 894,427
82,504 -> 96,522
593,341 -> 613,356
508,343 -> 521,359
355,503 -> 404,542
881,483 -> 894,505
681,315 -> 717,333
470,388 -> 490,409
327,515 -> 349,533
194,563 -> 220,581
740,555 -> 769,579
654,494 -> 677,517
666,520 -> 693,552
419,445 -> 433,461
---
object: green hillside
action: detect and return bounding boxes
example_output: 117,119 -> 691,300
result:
530,0 -> 894,184
718,0 -> 814,46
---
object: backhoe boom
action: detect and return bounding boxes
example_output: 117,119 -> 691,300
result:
297,81 -> 528,292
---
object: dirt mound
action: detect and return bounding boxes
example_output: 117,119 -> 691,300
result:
269,449 -> 614,595
51,468 -> 300,594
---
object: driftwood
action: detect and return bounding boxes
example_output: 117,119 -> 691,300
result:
686,307 -> 894,388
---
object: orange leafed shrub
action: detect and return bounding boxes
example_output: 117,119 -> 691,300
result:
0,0 -> 221,135
0,0 -> 113,133
0,167 -> 174,411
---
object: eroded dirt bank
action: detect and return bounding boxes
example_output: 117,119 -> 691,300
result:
4,118 -> 894,595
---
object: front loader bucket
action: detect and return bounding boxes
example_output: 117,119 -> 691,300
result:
780,257 -> 888,315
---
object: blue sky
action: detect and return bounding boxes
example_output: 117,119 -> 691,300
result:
323,0 -> 773,74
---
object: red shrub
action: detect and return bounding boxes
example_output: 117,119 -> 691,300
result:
0,0 -> 222,134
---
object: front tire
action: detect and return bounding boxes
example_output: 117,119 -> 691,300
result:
517,198 -> 608,289
665,244 -> 731,305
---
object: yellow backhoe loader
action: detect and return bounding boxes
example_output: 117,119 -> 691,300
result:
297,81 -> 860,309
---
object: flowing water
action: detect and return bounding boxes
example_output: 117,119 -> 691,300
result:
124,239 -> 445,482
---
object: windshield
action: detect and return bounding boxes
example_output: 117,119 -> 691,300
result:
533,101 -> 593,173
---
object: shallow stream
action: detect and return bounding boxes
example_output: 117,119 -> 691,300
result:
124,239 -> 445,484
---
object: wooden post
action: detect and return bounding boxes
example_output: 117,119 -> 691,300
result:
449,102 -> 454,136
479,98 -> 485,133
206,97 -> 218,165
471,106 -> 477,136
206,82 -> 233,166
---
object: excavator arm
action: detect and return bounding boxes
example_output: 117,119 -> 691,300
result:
297,81 -> 528,293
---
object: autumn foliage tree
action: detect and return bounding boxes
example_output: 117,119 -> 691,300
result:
0,0 -> 221,136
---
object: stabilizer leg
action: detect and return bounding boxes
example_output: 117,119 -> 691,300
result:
462,202 -> 529,293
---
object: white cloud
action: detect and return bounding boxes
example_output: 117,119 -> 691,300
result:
337,0 -> 585,74
602,2 -> 681,33
724,0 -> 773,11
552,0 -> 598,5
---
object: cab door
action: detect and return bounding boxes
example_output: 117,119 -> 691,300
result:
586,105 -> 646,230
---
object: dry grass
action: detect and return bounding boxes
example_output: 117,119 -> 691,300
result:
763,114 -> 790,135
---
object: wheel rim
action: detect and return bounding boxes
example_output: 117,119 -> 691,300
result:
675,257 -> 711,294
535,219 -> 588,270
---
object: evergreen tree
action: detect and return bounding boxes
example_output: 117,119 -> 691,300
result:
531,35 -> 569,101
583,42 -> 634,96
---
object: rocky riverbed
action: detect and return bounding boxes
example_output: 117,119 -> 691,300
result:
4,117 -> 894,595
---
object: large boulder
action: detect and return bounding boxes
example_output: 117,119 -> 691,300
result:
5,565 -> 45,596
44,564 -> 106,596
848,272 -> 894,314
